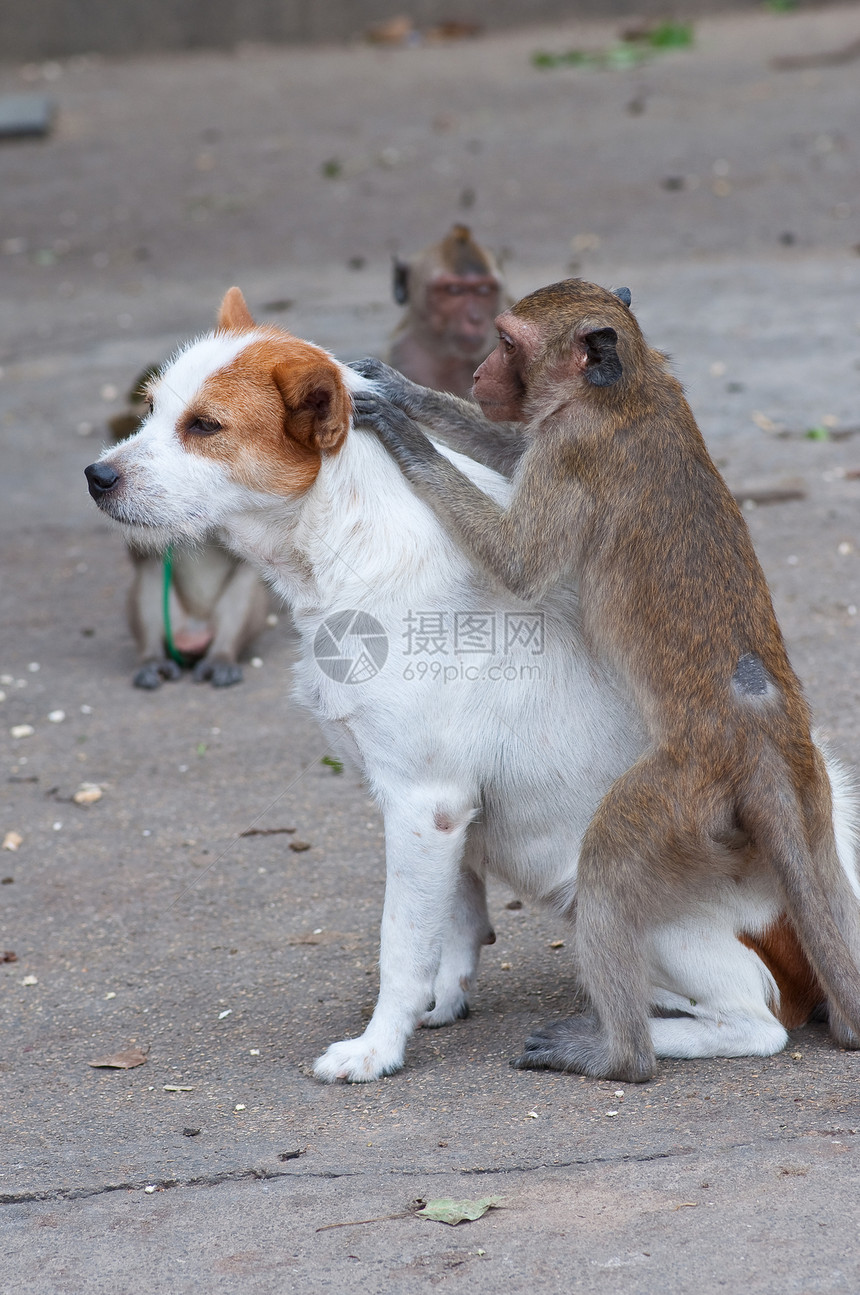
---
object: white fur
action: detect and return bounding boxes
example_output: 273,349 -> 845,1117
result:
93,333 -> 860,1081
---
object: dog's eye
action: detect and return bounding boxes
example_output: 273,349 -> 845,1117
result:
186,416 -> 222,436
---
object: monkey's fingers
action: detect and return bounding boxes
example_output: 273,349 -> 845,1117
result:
352,394 -> 437,461
348,356 -> 395,382
348,358 -> 425,411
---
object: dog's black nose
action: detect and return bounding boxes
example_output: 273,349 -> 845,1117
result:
84,462 -> 120,500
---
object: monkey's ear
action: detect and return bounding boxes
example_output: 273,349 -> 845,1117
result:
273,363 -> 351,455
613,286 -> 632,308
217,286 -> 255,331
392,258 -> 410,305
581,327 -> 622,387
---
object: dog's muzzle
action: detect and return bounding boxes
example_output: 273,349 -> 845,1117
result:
84,462 -> 120,501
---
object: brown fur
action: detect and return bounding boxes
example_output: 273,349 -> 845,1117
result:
166,290 -> 352,498
739,918 -> 822,1030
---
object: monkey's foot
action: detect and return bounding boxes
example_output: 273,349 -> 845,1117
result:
828,1005 -> 860,1050
514,1015 -> 656,1083
192,657 -> 243,687
133,657 -> 182,689
313,1034 -> 406,1084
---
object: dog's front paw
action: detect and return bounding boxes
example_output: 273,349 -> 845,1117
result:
313,1035 -> 405,1084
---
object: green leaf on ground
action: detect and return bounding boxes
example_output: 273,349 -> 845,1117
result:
417,1196 -> 503,1225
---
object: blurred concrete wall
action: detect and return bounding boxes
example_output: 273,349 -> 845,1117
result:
2,0 -> 768,62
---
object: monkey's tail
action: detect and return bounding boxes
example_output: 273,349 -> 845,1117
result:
738,749 -> 860,1035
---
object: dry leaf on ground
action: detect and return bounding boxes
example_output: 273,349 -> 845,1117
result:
88,1047 -> 147,1069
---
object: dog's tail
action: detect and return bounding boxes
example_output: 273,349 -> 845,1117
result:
738,747 -> 860,1038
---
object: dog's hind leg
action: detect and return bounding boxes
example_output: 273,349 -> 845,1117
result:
313,784 -> 479,1082
422,843 -> 494,1028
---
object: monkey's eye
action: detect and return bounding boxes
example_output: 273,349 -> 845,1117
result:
445,284 -> 466,296
186,415 -> 223,436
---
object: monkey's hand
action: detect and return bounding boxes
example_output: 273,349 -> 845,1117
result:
352,392 -> 441,477
349,358 -> 428,417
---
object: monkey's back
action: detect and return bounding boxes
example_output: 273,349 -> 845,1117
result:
572,387 -> 813,759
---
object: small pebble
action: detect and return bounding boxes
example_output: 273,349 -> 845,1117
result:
250,1049 -> 260,1055
73,783 -> 103,806
234,1104 -> 246,1112
52,821 -> 62,831
11,725 -> 34,739
48,710 -> 65,723
218,1009 -> 232,1019
27,662 -> 40,673
2,831 -> 22,852
80,705 -> 93,714
21,975 -> 38,986
605,1110 -> 619,1117
251,657 -> 263,668
144,1185 -> 157,1194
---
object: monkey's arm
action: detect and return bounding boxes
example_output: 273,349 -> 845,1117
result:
353,393 -> 572,601
350,358 -> 526,479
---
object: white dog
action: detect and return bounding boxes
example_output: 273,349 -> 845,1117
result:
85,288 -> 858,1083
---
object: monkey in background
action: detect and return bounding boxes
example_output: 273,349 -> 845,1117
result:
389,224 -> 504,399
352,279 -> 860,1082
109,372 -> 270,688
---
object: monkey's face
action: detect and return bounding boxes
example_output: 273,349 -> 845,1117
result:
471,312 -> 537,421
424,273 -> 501,356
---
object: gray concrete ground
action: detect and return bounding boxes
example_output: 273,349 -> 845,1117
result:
1,7 -> 860,1291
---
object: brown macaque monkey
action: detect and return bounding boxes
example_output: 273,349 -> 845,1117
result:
351,279 -> 860,1082
109,371 -> 270,689
389,224 -> 503,399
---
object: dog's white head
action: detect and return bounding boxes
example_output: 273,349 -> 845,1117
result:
85,288 -> 354,549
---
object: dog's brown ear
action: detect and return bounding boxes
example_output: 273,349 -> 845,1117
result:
217,286 -> 255,331
273,360 -> 350,455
